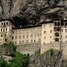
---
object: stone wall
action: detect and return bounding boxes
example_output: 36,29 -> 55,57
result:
17,43 -> 41,55
41,42 -> 67,59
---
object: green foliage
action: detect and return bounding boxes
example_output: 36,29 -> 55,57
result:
2,42 -> 16,56
0,43 -> 29,67
49,49 -> 54,56
0,57 -> 9,67
10,52 -> 29,67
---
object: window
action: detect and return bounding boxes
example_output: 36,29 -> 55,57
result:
5,38 -> 7,42
65,41 -> 67,43
12,36 -> 14,39
50,41 -> 52,43
34,40 -> 36,42
4,23 -> 5,26
15,36 -> 17,39
37,33 -> 39,37
22,41 -> 24,43
19,35 -> 21,39
61,29 -> 63,32
26,40 -> 28,43
6,28 -> 7,31
1,29 -> 2,31
61,35 -> 62,38
31,40 -> 33,42
54,27 -> 60,31
54,21 -> 61,26
15,41 -> 17,44
55,33 -> 59,37
50,36 -> 52,38
1,34 -> 3,37
65,29 -> 67,32
55,38 -> 59,42
13,31 -> 14,34
3,29 -> 5,32
23,35 -> 25,38
65,35 -> 67,38
43,42 -> 45,44
38,39 -> 41,42
26,35 -> 28,38
6,22 -> 8,25
1,23 -> 3,25
40,33 -> 41,36
44,37 -> 46,39
34,34 -> 36,37
50,30 -> 52,33
4,34 -> 6,37
19,41 -> 21,44
44,31 -> 46,34
31,34 -> 33,37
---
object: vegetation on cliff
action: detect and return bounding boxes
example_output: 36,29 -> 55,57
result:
0,43 -> 29,67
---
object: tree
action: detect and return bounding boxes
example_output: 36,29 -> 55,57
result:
9,52 -> 29,67
0,43 -> 29,67
2,42 -> 16,56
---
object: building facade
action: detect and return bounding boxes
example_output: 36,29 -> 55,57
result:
0,19 -> 67,58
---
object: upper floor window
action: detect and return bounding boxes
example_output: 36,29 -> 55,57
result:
26,35 -> 28,38
43,42 -> 45,44
50,36 -> 52,38
31,40 -> 33,42
1,23 -> 3,25
6,28 -> 7,31
15,41 -> 17,44
38,39 -> 41,41
50,30 -> 52,33
26,40 -> 28,43
1,34 -> 3,37
13,31 -> 14,34
6,22 -> 8,25
34,40 -> 36,42
55,33 -> 59,37
23,35 -> 25,38
22,41 -> 24,43
15,36 -> 17,39
19,35 -> 21,39
65,35 -> 67,38
44,37 -> 46,39
61,29 -> 63,32
31,34 -> 33,37
19,41 -> 21,44
4,34 -> 6,37
4,23 -> 5,26
34,34 -> 36,37
37,33 -> 39,37
12,36 -> 14,39
65,29 -> 67,32
50,41 -> 52,43
1,29 -> 2,31
55,38 -> 59,42
44,31 -> 46,34
54,27 -> 60,31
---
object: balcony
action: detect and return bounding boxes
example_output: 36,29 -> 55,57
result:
54,27 -> 61,31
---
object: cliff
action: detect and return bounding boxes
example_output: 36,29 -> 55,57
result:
0,0 -> 67,27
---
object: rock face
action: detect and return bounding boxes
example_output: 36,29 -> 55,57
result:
0,0 -> 26,18
0,0 -> 45,18
0,0 -> 67,20
1,0 -> 10,18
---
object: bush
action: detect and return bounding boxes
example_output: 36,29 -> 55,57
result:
50,49 -> 54,56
